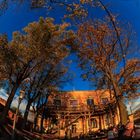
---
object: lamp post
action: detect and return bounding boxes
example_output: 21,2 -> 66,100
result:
12,90 -> 25,140
128,101 -> 133,115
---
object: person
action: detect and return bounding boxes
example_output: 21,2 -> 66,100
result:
113,126 -> 118,139
79,133 -> 84,140
107,127 -> 115,140
118,124 -> 125,139
64,131 -> 68,139
122,121 -> 134,140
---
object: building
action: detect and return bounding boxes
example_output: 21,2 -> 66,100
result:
37,90 -> 128,138
0,97 -> 15,121
134,109 -> 140,123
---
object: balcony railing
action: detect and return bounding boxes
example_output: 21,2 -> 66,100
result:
46,100 -> 116,114
47,104 -> 106,113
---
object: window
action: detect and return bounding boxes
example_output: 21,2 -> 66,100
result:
105,114 -> 110,126
70,99 -> 78,107
91,118 -> 98,128
87,98 -> 94,106
53,99 -> 61,106
72,124 -> 77,133
101,98 -> 108,104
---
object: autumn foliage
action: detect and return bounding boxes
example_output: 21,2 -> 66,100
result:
0,17 -> 75,123
76,19 -> 140,122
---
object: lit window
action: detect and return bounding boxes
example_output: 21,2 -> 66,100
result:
72,124 -> 77,133
91,118 -> 98,128
87,98 -> 94,106
70,99 -> 78,107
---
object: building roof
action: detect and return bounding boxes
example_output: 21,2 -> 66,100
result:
0,97 -> 6,106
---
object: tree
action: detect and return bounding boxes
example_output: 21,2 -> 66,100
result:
0,0 -> 118,22
22,62 -> 70,129
0,0 -> 87,17
0,17 -> 75,123
76,19 -> 140,124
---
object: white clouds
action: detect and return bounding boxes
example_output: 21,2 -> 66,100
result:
0,88 -> 8,100
131,98 -> 140,112
126,98 -> 140,114
11,96 -> 27,113
0,88 -> 27,113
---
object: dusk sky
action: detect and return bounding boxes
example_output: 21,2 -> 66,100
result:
0,0 -> 140,91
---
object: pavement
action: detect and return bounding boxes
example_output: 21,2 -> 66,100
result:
1,122 -> 140,140
2,124 -> 59,140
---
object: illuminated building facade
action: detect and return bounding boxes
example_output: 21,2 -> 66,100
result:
38,90 -> 128,138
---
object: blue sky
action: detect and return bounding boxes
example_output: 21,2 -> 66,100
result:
0,0 -> 140,91
0,0 -> 140,113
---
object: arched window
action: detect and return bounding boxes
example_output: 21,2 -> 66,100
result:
72,124 -> 77,133
91,118 -> 97,128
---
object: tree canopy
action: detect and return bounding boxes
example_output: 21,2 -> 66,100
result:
77,19 -> 140,98
0,0 -> 139,129
76,18 -> 140,123
0,17 -> 75,123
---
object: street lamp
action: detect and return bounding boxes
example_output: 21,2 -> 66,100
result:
12,90 -> 25,140
128,101 -> 133,115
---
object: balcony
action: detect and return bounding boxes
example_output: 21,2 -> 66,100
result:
46,99 -> 116,116
46,104 -> 106,114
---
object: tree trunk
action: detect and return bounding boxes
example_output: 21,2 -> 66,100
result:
109,72 -> 123,124
40,115 -> 44,133
99,115 -> 102,130
116,100 -> 123,124
22,100 -> 32,129
0,84 -> 18,124
40,107 -> 45,133
34,112 -> 39,131
33,95 -> 41,132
